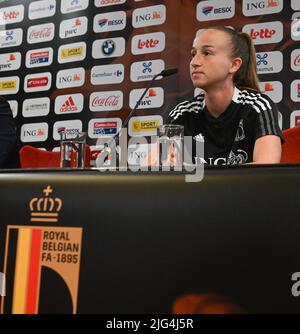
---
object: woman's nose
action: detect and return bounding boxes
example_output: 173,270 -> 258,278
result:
191,54 -> 202,67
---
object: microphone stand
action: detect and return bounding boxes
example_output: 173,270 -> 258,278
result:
96,69 -> 178,169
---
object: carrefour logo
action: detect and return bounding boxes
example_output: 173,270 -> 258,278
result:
197,0 -> 235,21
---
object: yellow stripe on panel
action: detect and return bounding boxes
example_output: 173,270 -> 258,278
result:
12,229 -> 31,314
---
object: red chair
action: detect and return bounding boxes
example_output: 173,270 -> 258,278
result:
19,145 -> 91,168
281,125 -> 300,163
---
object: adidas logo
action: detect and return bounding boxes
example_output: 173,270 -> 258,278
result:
60,96 -> 78,113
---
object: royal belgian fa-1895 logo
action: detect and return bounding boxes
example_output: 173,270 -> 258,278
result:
0,186 -> 82,314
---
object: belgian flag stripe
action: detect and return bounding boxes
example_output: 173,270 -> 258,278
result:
25,229 -> 42,314
12,229 -> 31,314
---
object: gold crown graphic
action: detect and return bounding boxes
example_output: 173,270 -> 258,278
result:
29,186 -> 62,223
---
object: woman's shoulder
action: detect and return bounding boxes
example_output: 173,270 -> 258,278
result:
235,87 -> 277,110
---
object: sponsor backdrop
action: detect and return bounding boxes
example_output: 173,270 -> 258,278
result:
0,0 -> 298,164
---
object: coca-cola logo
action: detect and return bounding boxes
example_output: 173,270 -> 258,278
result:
27,77 -> 49,88
294,55 -> 300,67
92,95 -> 120,107
137,39 -> 159,49
250,28 -> 276,39
29,28 -> 53,40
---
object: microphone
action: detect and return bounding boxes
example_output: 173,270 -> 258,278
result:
96,68 -> 178,167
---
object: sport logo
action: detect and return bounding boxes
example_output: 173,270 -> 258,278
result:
0,5 -> 24,25
242,21 -> 283,45
24,72 -> 52,93
197,0 -> 235,21
0,76 -> 20,95
0,52 -> 21,72
93,11 -> 126,33
26,48 -> 53,68
55,94 -> 84,115
59,16 -> 88,39
128,115 -> 163,137
27,23 -> 55,44
131,32 -> 165,55
89,91 -> 123,112
58,42 -> 86,64
92,37 -> 125,59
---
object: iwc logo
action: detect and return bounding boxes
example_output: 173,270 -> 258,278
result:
0,186 -> 83,314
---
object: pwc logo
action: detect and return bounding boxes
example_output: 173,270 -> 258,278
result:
132,5 -> 166,28
89,91 -> 123,112
0,52 -> 21,72
93,11 -> 126,33
0,76 -> 20,95
0,5 -> 24,25
91,64 -> 124,85
55,94 -> 84,115
22,97 -> 50,118
197,0 -> 235,21
242,0 -> 283,16
95,0 -> 127,7
243,21 -> 283,45
291,49 -> 300,72
291,80 -> 300,102
56,67 -> 85,89
58,42 -> 86,64
21,122 -> 49,143
0,29 -> 23,49
131,32 -> 165,55
88,118 -> 122,138
59,16 -> 88,39
92,37 -> 125,59
27,23 -> 55,44
130,59 -> 165,82
26,47 -> 53,68
24,72 -> 52,93
61,0 -> 89,14
259,81 -> 283,103
29,0 -> 56,20
128,115 -> 163,137
129,87 -> 164,109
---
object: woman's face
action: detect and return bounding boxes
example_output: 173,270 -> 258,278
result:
190,29 -> 236,90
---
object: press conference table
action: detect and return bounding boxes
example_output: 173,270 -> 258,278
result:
0,165 -> 300,314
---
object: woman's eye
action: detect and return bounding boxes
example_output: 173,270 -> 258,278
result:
191,51 -> 196,58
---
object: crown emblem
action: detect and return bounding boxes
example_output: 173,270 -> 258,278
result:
29,186 -> 62,223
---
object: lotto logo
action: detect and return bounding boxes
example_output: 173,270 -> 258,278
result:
243,21 -> 283,45
131,32 -> 165,55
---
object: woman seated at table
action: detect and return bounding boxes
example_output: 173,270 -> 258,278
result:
167,26 -> 284,165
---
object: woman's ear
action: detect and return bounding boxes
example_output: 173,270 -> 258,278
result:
229,57 -> 243,74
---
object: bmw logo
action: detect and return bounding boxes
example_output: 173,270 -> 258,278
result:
102,40 -> 115,55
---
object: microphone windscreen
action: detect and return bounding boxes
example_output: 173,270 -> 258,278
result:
161,68 -> 178,77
